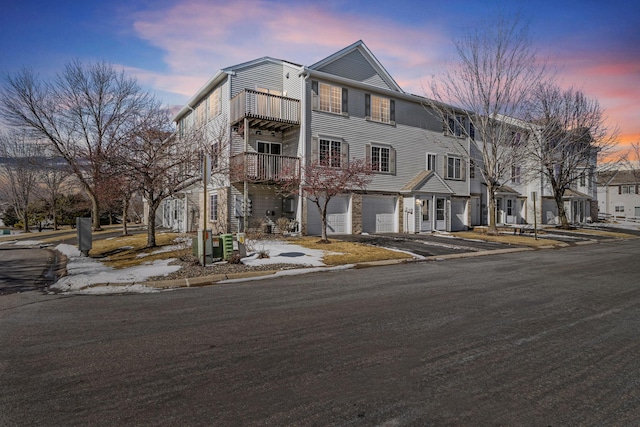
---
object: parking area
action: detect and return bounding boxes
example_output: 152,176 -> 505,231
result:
336,232 -> 515,258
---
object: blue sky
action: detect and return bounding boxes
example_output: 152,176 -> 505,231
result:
1,0 -> 639,146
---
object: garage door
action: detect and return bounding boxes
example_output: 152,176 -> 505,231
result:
306,196 -> 350,235
362,196 -> 396,233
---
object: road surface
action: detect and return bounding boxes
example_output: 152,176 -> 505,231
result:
1,238 -> 639,425
0,246 -> 60,294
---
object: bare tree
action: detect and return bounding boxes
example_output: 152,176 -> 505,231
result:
525,83 -> 618,227
280,153 -> 372,243
428,13 -> 545,234
35,154 -> 72,230
0,130 -> 42,232
118,105 -> 201,248
0,61 -> 153,231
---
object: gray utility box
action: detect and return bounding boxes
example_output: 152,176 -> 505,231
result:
76,217 -> 92,256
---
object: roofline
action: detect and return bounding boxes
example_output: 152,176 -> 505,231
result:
308,40 -> 404,94
173,57 -> 304,122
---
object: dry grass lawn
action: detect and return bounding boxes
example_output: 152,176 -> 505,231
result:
453,231 -> 566,247
288,236 -> 412,265
90,232 -> 189,269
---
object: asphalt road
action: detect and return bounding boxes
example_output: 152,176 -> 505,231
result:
1,238 -> 639,425
0,246 -> 61,294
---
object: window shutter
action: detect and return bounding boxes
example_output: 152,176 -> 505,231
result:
341,141 -> 349,167
365,143 -> 371,169
445,156 -> 449,178
619,185 -> 622,195
311,81 -> 319,110
365,94 -> 371,119
390,147 -> 396,174
390,100 -> 396,124
311,137 -> 319,164
342,88 -> 348,115
461,159 -> 466,180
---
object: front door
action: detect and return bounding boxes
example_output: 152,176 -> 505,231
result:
420,199 -> 431,232
435,197 -> 446,230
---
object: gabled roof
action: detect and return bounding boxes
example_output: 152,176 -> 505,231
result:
307,40 -> 404,93
564,189 -> 592,199
174,57 -> 303,122
597,169 -> 640,185
496,185 -> 522,196
400,170 -> 454,194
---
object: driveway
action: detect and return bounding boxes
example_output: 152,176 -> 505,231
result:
336,232 -> 517,257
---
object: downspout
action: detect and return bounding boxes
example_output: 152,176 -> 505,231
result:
298,68 -> 310,234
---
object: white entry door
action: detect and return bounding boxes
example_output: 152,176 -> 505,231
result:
435,198 -> 446,230
420,199 -> 431,232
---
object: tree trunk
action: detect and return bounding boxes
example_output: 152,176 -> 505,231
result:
122,196 -> 129,236
554,190 -> 570,228
486,184 -> 498,235
146,201 -> 159,248
21,206 -> 30,233
88,191 -> 101,231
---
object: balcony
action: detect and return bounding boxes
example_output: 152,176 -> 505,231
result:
230,152 -> 300,183
230,89 -> 300,132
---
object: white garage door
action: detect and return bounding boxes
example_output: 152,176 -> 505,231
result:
306,196 -> 350,235
362,196 -> 396,233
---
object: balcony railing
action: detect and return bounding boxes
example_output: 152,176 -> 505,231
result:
230,152 -> 300,183
230,89 -> 300,131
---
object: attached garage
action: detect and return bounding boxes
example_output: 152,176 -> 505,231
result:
362,196 -> 397,233
306,195 -> 351,235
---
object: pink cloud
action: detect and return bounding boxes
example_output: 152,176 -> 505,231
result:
130,0 -> 447,98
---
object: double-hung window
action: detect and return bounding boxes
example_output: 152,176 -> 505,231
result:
426,153 -> 437,172
446,155 -> 463,180
209,87 -> 221,118
312,81 -> 347,115
319,83 -> 342,114
365,94 -> 395,124
446,115 -> 465,137
511,165 -> 521,184
319,139 -> 342,167
369,144 -> 396,173
209,194 -> 218,222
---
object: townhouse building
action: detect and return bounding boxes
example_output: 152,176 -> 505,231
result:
597,169 -> 640,220
161,40 -> 597,236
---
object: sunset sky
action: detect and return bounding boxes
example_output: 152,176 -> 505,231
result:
1,0 -> 638,152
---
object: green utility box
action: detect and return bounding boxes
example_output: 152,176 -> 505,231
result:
220,234 -> 234,260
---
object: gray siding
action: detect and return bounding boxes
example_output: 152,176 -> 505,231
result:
316,50 -> 393,90
283,63 -> 302,100
231,62 -> 283,97
308,80 -> 470,196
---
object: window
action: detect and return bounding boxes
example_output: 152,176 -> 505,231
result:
446,155 -> 463,180
446,115 -> 465,137
365,94 -> 395,124
615,205 -> 624,213
469,160 -> 475,179
312,81 -> 347,115
426,153 -> 437,171
621,185 -> 635,194
319,83 -> 342,114
507,199 -> 514,216
319,139 -> 342,167
210,194 -> 218,221
511,165 -> 521,184
209,87 -> 221,118
469,121 -> 475,141
367,144 -> 395,173
211,142 -> 220,169
579,172 -> 586,187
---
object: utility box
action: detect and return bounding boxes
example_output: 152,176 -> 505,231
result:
220,234 -> 234,260
76,217 -> 92,256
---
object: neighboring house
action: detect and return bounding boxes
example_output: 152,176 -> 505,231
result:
597,169 -> 640,220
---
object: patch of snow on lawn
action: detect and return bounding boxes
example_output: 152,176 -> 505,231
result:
136,244 -> 186,258
52,243 -> 181,294
242,240 -> 326,267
